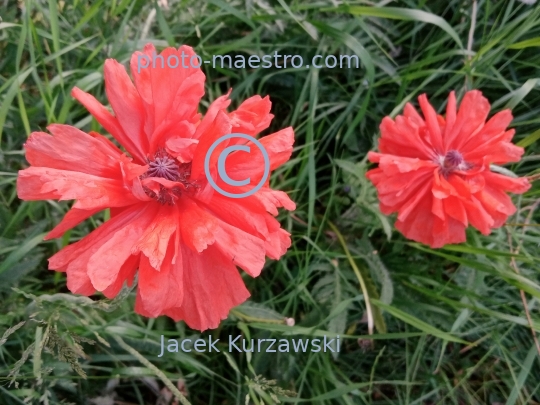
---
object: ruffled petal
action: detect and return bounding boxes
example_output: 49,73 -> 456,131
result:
86,204 -> 158,291
193,91 -> 232,141
418,94 -> 444,153
165,132 -> 198,163
443,91 -> 457,142
445,90 -> 491,151
163,244 -> 250,331
136,243 -> 184,317
219,127 -> 294,187
378,115 -> 435,160
24,124 -> 122,178
252,188 -> 296,216
264,228 -> 292,260
129,44 -> 205,144
48,203 -> 156,294
482,171 -> 531,193
396,192 -> 466,248
71,87 -> 145,163
177,197 -> 218,252
212,218 -> 266,277
132,205 -> 178,270
17,167 -> 139,209
229,95 -> 273,135
190,110 -> 232,180
103,59 -> 149,158
198,193 -> 271,240
102,253 -> 139,299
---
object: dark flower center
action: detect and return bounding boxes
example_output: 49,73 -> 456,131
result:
147,155 -> 180,181
443,150 -> 464,168
140,149 -> 197,205
440,149 -> 472,177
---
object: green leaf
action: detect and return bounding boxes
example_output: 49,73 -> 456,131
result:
207,0 -> 255,29
508,37 -> 540,49
328,6 -> 463,49
505,344 -> 538,405
0,233 -> 46,276
517,128 -> 540,148
411,244 -> 540,300
0,68 -> 34,143
371,300 -> 469,345
441,244 -> 534,261
155,2 -> 175,46
71,0 -> 105,34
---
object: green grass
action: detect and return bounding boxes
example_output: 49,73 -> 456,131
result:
1,0 -> 540,404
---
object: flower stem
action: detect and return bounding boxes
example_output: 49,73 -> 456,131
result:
467,0 -> 478,60
328,221 -> 374,336
507,230 -> 540,357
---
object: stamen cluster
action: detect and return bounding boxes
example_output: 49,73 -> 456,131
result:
141,149 -> 197,205
439,150 -> 472,177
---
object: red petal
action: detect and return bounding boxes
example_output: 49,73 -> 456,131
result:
86,204 -> 158,291
418,94 -> 444,153
162,244 -> 250,331
102,253 -> 139,299
443,91 -> 457,145
104,59 -> 149,157
190,110 -> 232,180
220,127 -> 295,186
378,116 -> 435,160
396,180 -> 432,222
442,196 -> 468,227
48,203 -> 154,294
165,133 -> 198,163
71,87 -> 145,163
17,167 -> 139,209
396,194 -> 466,248
252,188 -> 296,216
264,228 -> 292,260
133,205 -> 178,270
177,197 -> 218,252
136,244 -> 184,317
229,95 -> 274,135
212,218 -> 266,277
445,90 -> 491,151
482,171 -> 530,193
198,193 -> 271,239
461,196 -> 494,235
129,44 -> 205,143
192,90 -> 232,141
403,103 -> 424,127
25,125 -> 122,178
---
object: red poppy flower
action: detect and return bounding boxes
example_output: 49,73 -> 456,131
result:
17,44 -> 295,331
366,90 -> 530,248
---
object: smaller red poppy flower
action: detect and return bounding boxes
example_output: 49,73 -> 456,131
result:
366,90 -> 530,248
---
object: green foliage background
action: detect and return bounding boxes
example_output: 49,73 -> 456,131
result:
1,0 -> 540,404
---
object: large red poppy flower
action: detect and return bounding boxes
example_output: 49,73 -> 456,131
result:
366,90 -> 530,248
17,44 -> 295,331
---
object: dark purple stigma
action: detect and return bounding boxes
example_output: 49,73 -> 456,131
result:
439,149 -> 472,177
146,155 -> 179,181
140,149 -> 198,205
443,150 -> 463,169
